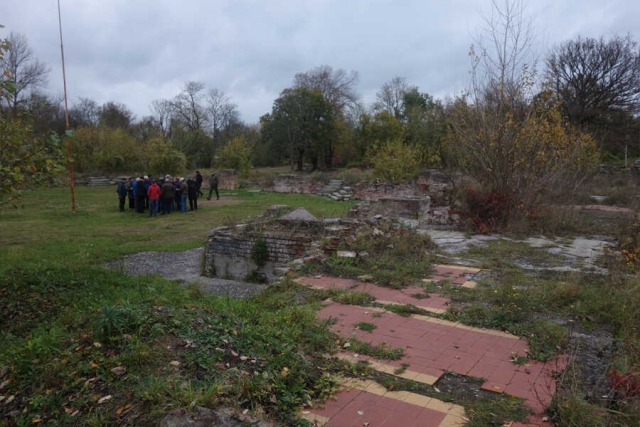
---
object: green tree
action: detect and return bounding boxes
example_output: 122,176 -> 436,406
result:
216,135 -> 252,177
145,137 -> 187,176
0,31 -> 63,208
261,87 -> 334,171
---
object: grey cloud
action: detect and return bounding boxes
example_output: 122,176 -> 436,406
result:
4,0 -> 640,123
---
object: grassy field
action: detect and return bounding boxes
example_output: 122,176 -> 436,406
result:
0,187 -> 354,426
1,185 -> 639,426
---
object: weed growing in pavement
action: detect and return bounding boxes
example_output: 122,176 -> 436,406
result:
372,370 -> 529,427
319,289 -> 375,306
382,303 -> 430,317
354,322 -> 377,333
342,338 -> 404,360
393,362 -> 410,375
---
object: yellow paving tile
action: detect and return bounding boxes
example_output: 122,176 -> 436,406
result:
447,404 -> 466,418
438,413 -> 468,427
300,413 -> 329,426
384,390 -> 412,401
373,363 -> 397,375
426,398 -> 453,413
461,281 -> 477,289
398,369 -> 419,381
363,382 -> 388,396
403,392 -> 432,407
414,373 -> 440,385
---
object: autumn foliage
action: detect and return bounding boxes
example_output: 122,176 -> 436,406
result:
448,89 -> 599,231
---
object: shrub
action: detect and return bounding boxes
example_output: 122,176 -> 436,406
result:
217,135 -> 252,177
367,138 -> 421,182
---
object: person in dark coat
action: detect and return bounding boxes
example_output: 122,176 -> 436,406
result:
206,170 -> 219,200
195,171 -> 203,197
161,177 -> 176,215
174,178 -> 182,212
126,177 -> 135,210
136,177 -> 147,213
187,177 -> 198,211
116,178 -> 127,212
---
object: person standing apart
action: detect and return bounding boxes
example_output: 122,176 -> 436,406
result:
116,178 -> 127,212
187,177 -> 198,211
179,178 -> 189,213
147,179 -> 161,217
207,170 -> 219,200
195,171 -> 203,197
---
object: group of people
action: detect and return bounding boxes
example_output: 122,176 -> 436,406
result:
116,170 -> 219,216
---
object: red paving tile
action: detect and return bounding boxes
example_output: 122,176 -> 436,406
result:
297,276 -> 451,313
318,302 -> 565,425
310,387 -> 447,427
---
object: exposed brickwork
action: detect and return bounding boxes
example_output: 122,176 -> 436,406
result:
202,169 -> 238,190
273,174 -> 326,194
205,227 -> 312,279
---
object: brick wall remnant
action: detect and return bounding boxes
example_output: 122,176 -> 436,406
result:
205,227 -> 312,281
202,169 -> 238,190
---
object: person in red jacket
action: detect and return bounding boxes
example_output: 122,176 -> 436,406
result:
147,179 -> 162,217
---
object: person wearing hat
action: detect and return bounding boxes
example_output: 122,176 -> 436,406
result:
136,177 -> 147,214
179,178 -> 189,213
161,177 -> 175,215
207,170 -> 219,200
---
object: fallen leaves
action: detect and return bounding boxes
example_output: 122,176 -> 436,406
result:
97,395 -> 112,404
110,366 -> 126,376
116,403 -> 132,415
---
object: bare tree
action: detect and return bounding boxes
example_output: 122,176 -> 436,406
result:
374,76 -> 411,119
0,32 -> 50,117
205,88 -> 239,166
471,0 -> 536,105
70,97 -> 101,127
150,98 -> 175,139
546,34 -> 640,126
294,65 -> 359,115
172,81 -> 207,132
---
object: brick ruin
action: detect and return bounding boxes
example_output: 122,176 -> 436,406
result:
204,206 -> 325,282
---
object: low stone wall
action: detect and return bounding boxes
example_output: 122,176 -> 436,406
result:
270,170 -> 451,200
367,197 -> 431,220
205,227 -> 311,281
349,196 -> 457,226
273,174 -> 325,194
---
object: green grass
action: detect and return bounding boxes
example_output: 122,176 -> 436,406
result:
3,184 -> 640,426
0,186 -> 352,426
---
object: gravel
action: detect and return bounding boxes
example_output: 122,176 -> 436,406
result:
106,247 -> 267,299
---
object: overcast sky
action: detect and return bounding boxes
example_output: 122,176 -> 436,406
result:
4,0 -> 640,124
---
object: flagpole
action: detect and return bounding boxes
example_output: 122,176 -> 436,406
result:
57,0 -> 76,213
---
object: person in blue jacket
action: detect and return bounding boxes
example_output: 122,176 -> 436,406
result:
116,178 -> 127,212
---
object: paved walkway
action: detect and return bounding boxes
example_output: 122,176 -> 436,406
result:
298,270 -> 566,427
